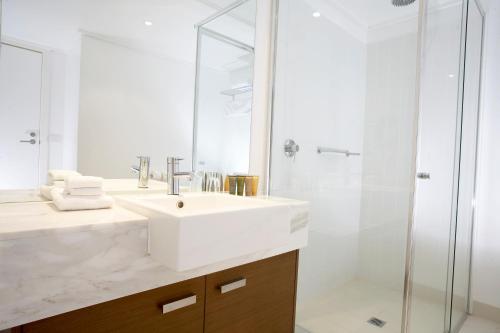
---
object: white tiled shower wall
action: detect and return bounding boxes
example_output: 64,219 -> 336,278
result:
358,32 -> 417,290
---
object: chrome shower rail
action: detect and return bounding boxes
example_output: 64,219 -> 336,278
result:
316,146 -> 361,157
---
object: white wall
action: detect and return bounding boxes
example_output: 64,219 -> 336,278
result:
47,49 -> 80,173
78,35 -> 194,177
473,0 -> 500,311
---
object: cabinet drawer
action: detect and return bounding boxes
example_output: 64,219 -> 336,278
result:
22,277 -> 205,333
204,251 -> 298,333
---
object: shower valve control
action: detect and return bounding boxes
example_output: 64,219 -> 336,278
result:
284,139 -> 300,159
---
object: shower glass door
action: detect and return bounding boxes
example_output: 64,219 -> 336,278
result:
269,0 -> 421,332
408,1 -> 466,332
450,0 -> 483,331
409,1 -> 483,332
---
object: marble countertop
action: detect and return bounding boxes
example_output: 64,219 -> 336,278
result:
0,189 -> 45,204
0,199 -> 308,330
0,201 -> 147,240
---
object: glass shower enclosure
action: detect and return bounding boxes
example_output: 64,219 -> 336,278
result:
268,0 -> 484,332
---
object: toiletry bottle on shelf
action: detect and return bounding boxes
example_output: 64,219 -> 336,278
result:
245,176 -> 253,196
224,175 -> 229,192
251,176 -> 259,196
236,176 -> 245,196
228,175 -> 237,195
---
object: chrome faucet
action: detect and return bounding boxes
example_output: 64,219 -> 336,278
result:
131,156 -> 150,188
166,157 -> 192,195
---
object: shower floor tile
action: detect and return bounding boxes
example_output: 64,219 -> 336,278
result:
459,316 -> 500,333
295,279 -> 445,333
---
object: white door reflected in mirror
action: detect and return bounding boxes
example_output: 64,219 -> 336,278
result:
0,44 -> 42,189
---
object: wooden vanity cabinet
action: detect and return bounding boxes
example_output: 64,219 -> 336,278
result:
18,251 -> 299,333
22,277 -> 205,333
204,250 -> 299,333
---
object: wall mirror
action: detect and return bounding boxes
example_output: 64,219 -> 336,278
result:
0,0 -> 257,202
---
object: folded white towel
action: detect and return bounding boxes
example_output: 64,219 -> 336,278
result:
51,188 -> 114,211
65,187 -> 103,196
48,170 -> 81,185
65,176 -> 103,190
40,185 -> 54,200
40,181 -> 66,200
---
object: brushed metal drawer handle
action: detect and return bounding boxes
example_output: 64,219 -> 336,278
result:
219,278 -> 247,294
162,295 -> 197,314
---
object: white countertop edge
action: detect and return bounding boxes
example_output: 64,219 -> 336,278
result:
0,219 -> 148,241
0,227 -> 308,330
0,202 -> 148,241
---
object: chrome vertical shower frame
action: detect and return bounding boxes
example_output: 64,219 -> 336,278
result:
400,0 -> 428,332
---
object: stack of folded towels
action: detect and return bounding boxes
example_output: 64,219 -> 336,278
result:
50,176 -> 114,211
40,170 -> 82,200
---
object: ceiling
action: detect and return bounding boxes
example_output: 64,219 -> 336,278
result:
1,0 -> 255,66
199,0 -> 257,27
304,0 -> 462,42
326,0 -> 461,27
2,0 -> 469,62
202,0 -> 256,46
326,0 -> 419,28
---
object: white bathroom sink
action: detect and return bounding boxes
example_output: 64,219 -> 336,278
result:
116,193 -> 309,271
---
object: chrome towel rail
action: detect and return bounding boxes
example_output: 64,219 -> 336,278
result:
317,146 -> 361,157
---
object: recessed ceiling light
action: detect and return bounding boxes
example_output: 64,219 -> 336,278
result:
312,11 -> 321,18
448,74 -> 455,78
144,20 -> 153,26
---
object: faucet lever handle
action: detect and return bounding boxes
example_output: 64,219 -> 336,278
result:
167,157 -> 184,167
134,156 -> 150,188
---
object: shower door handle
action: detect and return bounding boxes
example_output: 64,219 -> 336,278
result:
416,172 -> 431,180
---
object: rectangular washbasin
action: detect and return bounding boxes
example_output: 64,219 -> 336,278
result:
116,193 -> 308,271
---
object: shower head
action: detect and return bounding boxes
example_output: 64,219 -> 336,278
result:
392,0 -> 416,6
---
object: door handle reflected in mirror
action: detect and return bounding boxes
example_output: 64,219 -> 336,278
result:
416,172 -> 431,180
20,139 -> 37,145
